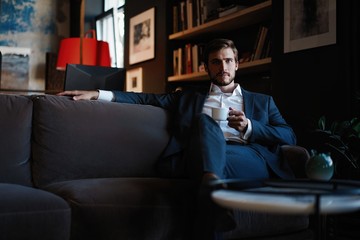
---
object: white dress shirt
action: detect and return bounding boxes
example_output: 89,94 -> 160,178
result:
98,90 -> 114,102
202,83 -> 252,143
98,85 -> 252,143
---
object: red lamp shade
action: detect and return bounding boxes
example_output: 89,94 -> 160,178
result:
56,34 -> 111,70
96,40 -> 111,67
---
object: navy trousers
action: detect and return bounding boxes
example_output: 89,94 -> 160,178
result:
184,114 -> 273,239
185,113 -> 270,182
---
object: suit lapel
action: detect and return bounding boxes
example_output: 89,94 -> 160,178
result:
242,88 -> 254,118
194,91 -> 207,112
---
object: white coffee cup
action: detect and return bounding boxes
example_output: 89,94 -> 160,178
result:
211,107 -> 229,121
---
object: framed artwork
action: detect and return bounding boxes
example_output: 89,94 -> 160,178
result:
284,0 -> 336,53
126,67 -> 143,92
0,46 -> 30,90
129,7 -> 155,65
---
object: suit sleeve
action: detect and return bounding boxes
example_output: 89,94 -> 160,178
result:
112,91 -> 181,112
248,96 -> 296,146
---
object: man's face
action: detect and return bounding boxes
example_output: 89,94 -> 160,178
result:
206,47 -> 238,86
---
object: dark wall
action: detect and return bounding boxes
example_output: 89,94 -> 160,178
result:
271,0 -> 359,146
69,0 -> 82,37
70,0 -> 103,37
124,0 -> 168,93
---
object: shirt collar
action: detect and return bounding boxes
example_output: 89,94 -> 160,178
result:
209,83 -> 242,97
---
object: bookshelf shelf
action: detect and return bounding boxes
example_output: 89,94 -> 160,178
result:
168,57 -> 272,82
169,1 -> 272,40
168,71 -> 208,82
239,57 -> 272,73
167,0 -> 272,86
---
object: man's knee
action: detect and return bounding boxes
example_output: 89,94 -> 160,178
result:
194,113 -> 222,134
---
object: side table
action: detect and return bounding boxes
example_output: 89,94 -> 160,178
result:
211,179 -> 360,240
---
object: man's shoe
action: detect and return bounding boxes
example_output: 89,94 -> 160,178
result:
201,172 -> 219,186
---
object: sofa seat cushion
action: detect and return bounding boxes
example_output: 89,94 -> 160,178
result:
0,183 -> 71,240
44,177 -> 196,240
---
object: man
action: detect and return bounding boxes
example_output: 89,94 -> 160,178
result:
58,38 -> 296,239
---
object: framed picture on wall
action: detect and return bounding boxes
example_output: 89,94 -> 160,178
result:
126,67 -> 143,92
284,0 -> 336,53
0,46 -> 31,90
129,7 -> 155,65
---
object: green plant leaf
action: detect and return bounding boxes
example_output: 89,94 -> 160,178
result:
318,116 -> 326,130
351,118 -> 360,137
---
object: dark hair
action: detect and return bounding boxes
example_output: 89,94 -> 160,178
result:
202,39 -> 239,66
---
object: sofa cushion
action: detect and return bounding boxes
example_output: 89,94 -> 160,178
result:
31,95 -> 170,187
0,183 -> 71,240
44,177 -> 196,240
0,94 -> 33,186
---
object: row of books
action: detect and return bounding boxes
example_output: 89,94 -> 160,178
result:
173,43 -> 206,76
239,25 -> 272,63
172,0 -> 249,33
172,25 -> 271,76
173,0 -> 215,33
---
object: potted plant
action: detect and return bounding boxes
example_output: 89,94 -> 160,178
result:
310,116 -> 360,179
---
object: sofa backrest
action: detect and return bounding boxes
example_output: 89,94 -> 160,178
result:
31,95 -> 170,187
0,94 -> 33,186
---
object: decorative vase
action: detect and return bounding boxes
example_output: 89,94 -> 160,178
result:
305,150 -> 334,181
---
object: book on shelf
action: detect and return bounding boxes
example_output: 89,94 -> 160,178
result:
185,43 -> 193,74
202,0 -> 220,23
186,0 -> 193,29
173,0 -> 225,32
192,44 -> 199,73
173,5 -> 179,33
250,26 -> 262,61
262,38 -> 271,59
180,1 -> 187,31
195,0 -> 201,26
199,0 -> 205,24
217,4 -> 247,18
251,25 -> 268,61
253,26 -> 268,60
173,49 -> 179,76
173,47 -> 183,76
172,43 -> 206,76
260,26 -> 272,59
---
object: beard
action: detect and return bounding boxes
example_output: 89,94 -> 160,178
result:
209,71 -> 235,86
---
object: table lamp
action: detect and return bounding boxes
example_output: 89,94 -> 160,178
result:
56,35 -> 111,70
56,0 -> 111,70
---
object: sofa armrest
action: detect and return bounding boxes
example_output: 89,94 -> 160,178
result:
281,145 -> 310,178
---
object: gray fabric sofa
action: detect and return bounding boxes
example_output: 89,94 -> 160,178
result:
0,94 -> 71,240
0,93 -> 311,240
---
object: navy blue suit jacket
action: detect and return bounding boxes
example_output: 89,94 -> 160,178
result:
113,87 -> 296,179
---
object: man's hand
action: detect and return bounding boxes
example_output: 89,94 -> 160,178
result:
227,107 -> 248,133
57,90 -> 99,101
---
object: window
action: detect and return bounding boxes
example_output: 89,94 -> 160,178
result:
96,0 -> 125,67
104,0 -> 125,11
